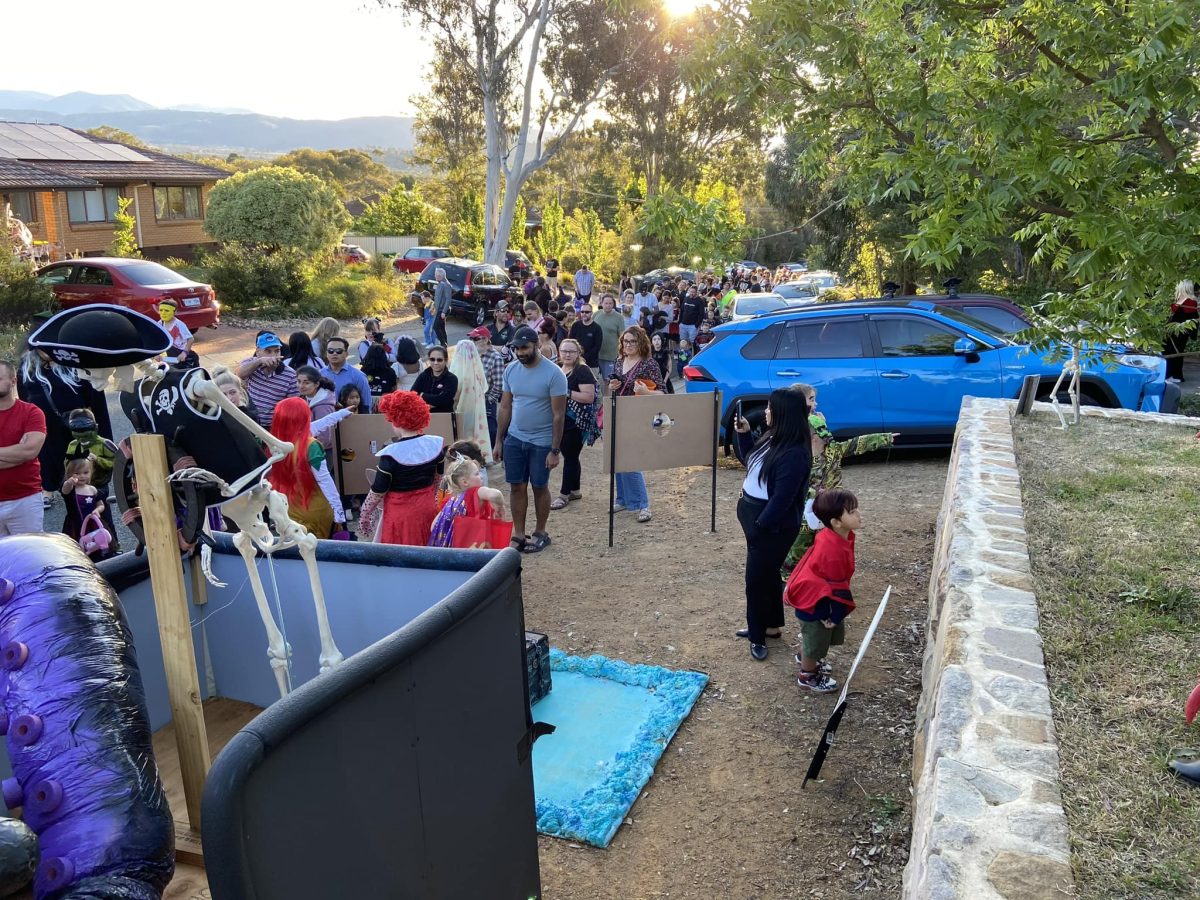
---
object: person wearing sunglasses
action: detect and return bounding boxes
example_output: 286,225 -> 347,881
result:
412,346 -> 459,414
322,336 -> 372,414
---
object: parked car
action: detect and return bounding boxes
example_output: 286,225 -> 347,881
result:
774,281 -> 821,304
336,244 -> 370,265
684,298 -> 1175,445
798,270 -> 840,293
414,258 -> 522,326
929,295 -> 1032,336
725,292 -> 789,321
393,246 -> 453,274
780,261 -> 809,273
505,250 -> 533,278
635,267 -> 698,290
36,258 -> 220,330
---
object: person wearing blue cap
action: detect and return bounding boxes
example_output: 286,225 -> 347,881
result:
238,331 -> 299,427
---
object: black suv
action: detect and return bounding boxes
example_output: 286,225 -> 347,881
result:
415,258 -> 523,326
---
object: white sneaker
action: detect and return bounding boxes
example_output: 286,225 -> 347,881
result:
1167,377 -> 1182,384
637,508 -> 652,523
611,502 -> 627,513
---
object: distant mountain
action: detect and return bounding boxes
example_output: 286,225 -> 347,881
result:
0,107 -> 414,155
40,91 -> 156,114
167,103 -> 256,115
0,91 -> 54,109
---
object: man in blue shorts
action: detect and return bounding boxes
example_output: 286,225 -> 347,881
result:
493,326 -> 567,553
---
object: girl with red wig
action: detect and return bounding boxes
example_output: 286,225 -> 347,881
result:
269,397 -> 347,539
357,391 -> 446,545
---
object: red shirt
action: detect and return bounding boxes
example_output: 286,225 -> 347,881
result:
0,400 -> 46,501
784,527 -> 856,613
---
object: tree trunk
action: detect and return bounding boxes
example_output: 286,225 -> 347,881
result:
482,86 -> 504,264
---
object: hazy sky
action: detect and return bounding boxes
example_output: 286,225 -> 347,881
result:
5,0 -> 435,120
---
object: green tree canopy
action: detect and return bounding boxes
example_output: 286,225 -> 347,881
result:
564,207 -> 621,280
354,185 -> 446,242
701,0 -> 1200,346
204,166 -> 350,254
639,170 -> 747,267
85,126 -> 151,149
271,148 -> 398,201
533,197 -> 568,268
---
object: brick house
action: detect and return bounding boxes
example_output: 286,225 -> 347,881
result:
0,122 -> 228,261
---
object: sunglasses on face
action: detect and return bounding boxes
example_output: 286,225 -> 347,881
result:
429,356 -> 445,363
327,348 -> 346,355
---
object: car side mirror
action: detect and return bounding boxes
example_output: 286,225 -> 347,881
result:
953,337 -> 978,356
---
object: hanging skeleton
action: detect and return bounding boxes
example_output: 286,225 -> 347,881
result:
1048,342 -> 1082,430
29,305 -> 343,698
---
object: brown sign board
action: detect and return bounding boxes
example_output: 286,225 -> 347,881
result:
602,392 -> 719,474
333,412 -> 457,495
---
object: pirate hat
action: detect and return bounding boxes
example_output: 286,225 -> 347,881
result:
30,304 -> 171,368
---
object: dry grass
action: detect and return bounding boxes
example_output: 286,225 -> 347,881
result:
1014,412 -> 1200,899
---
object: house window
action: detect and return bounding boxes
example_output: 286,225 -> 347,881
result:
66,187 -> 122,224
153,186 -> 202,221
6,192 -> 37,223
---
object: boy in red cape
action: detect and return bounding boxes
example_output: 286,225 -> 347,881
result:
785,489 -> 861,693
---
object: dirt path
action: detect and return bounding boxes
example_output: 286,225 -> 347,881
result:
519,448 -> 946,898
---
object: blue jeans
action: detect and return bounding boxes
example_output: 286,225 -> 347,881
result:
678,323 -> 698,346
615,471 -> 649,510
422,310 -> 436,346
599,359 -> 616,382
503,436 -> 553,488
486,401 -> 498,446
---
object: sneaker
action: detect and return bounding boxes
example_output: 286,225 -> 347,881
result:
1167,377 -> 1183,384
796,671 -> 838,693
793,653 -> 832,674
750,643 -> 768,661
611,502 -> 627,513
636,508 -> 652,523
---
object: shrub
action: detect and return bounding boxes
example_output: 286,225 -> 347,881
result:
0,253 -> 54,327
368,252 -> 393,281
1178,394 -> 1200,418
204,244 -> 310,310
301,274 -> 402,319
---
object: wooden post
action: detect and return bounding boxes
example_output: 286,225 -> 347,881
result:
131,434 -> 210,832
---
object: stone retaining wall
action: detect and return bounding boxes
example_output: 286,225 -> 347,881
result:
903,397 -> 1074,899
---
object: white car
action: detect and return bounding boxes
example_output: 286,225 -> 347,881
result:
725,292 -> 788,322
774,281 -> 821,305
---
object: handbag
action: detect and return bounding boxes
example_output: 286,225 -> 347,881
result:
79,511 -> 113,557
448,488 -> 514,550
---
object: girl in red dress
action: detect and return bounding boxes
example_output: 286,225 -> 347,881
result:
357,391 -> 446,546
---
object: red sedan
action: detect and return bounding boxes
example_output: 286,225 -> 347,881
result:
37,258 -> 220,330
393,246 -> 452,275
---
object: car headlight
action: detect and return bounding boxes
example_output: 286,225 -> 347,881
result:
1116,353 -> 1160,370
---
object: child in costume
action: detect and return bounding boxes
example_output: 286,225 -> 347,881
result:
61,456 -> 115,558
268,397 -> 349,539
357,391 -> 446,546
780,384 -> 895,577
158,298 -> 195,366
64,407 -> 116,490
428,454 -> 508,548
786,488 -> 861,693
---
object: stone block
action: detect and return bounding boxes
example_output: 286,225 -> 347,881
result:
986,850 -> 1073,900
982,626 -> 1044,665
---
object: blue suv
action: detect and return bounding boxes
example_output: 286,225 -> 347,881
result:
683,299 -> 1176,444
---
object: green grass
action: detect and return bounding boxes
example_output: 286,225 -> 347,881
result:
1014,413 -> 1200,899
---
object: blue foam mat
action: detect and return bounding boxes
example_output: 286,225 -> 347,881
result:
532,649 -> 708,847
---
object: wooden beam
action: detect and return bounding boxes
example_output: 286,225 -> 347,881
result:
130,434 -> 210,831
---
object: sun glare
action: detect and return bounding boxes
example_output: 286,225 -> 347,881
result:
663,0 -> 707,17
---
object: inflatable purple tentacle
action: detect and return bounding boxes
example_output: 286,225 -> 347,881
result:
0,534 -> 173,899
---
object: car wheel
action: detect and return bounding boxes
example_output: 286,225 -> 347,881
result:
474,304 -> 488,327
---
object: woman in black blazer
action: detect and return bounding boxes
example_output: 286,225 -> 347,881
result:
732,388 -> 812,660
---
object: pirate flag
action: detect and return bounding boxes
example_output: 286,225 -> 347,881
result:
803,586 -> 892,788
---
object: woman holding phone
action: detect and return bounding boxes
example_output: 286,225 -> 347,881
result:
607,326 -> 662,523
732,389 -> 812,661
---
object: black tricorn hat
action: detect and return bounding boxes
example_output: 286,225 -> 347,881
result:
29,304 -> 171,368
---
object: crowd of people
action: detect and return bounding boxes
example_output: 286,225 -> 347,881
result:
0,264 -> 877,698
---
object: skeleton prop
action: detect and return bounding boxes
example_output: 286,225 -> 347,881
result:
1048,342 -> 1082,430
30,305 -> 344,698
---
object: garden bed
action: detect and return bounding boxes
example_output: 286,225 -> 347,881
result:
1014,410 -> 1200,898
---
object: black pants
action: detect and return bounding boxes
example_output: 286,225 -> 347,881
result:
559,427 -> 584,496
433,314 -> 449,348
1165,308 -> 1197,380
737,494 -> 800,644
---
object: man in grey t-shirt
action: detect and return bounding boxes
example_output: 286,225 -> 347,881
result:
493,326 -> 567,553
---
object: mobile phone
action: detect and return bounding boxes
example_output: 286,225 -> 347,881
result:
734,399 -> 743,425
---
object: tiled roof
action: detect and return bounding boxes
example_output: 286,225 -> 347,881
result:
0,158 -> 98,190
0,123 -> 228,185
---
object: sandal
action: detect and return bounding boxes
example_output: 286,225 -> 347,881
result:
521,532 -> 552,553
550,496 -> 569,511
509,534 -> 527,551
568,492 -> 582,501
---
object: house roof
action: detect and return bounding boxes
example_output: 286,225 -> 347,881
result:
0,158 -> 98,190
0,122 -> 228,187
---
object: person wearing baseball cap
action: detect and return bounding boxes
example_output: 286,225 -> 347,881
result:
488,301 -> 516,347
237,331 -> 298,427
493,325 -> 568,553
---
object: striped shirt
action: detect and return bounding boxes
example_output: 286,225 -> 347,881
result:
241,358 -> 298,427
479,346 -> 508,405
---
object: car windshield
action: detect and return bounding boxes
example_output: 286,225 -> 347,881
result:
775,283 -> 817,300
120,261 -> 193,286
806,274 -> 838,289
738,295 -> 787,316
932,305 -> 1013,345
